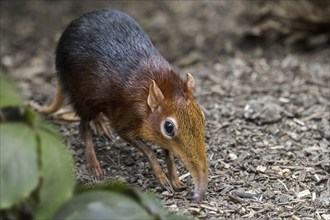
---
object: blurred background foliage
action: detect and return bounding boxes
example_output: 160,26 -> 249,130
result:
240,0 -> 330,49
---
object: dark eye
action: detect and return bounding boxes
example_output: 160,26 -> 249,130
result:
164,120 -> 175,136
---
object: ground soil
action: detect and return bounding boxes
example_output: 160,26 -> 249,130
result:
1,1 -> 329,219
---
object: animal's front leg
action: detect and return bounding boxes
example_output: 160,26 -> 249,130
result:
164,149 -> 186,191
122,137 -> 174,193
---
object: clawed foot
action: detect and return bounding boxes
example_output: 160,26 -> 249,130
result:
86,154 -> 104,180
171,178 -> 186,192
158,173 -> 187,193
158,173 -> 174,193
57,111 -> 80,121
42,107 -> 80,121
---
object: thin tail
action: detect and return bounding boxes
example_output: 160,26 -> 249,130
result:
41,81 -> 64,114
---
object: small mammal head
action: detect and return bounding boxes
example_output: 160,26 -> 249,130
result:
141,73 -> 208,202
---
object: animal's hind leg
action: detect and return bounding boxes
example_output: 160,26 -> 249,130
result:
41,81 -> 79,121
93,113 -> 112,140
80,119 -> 103,179
57,110 -> 80,121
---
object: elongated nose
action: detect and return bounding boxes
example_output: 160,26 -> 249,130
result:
181,149 -> 208,203
192,161 -> 208,203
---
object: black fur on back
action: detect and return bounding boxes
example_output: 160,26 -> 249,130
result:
55,9 -> 172,120
56,9 -> 161,79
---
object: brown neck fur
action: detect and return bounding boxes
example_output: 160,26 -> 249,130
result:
106,56 -> 189,138
128,56 -> 190,115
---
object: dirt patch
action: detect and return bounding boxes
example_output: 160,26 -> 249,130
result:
1,1 -> 329,219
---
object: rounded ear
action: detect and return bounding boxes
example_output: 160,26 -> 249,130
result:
147,80 -> 164,112
186,73 -> 195,92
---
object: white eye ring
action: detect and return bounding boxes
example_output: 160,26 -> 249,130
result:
161,117 -> 177,139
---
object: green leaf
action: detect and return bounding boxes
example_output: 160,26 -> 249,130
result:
23,106 -> 37,125
33,114 -> 60,136
166,214 -> 195,220
54,191 -> 154,220
35,128 -> 75,219
76,181 -> 193,219
77,180 -> 138,199
135,191 -> 168,219
136,191 -> 194,220
0,123 -> 39,209
0,73 -> 22,108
